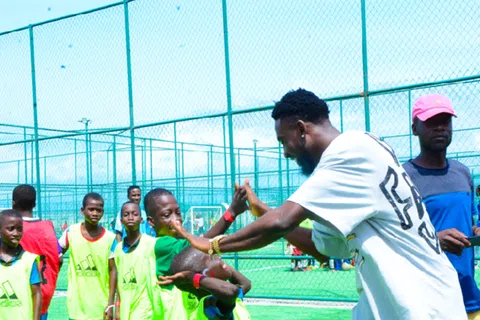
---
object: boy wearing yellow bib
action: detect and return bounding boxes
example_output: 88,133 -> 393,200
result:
159,246 -> 251,320
111,201 -> 159,319
58,193 -> 116,320
0,210 -> 42,320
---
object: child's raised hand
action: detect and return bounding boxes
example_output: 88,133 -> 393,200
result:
228,182 -> 249,217
157,271 -> 193,286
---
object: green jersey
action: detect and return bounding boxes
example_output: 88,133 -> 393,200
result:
154,236 -> 198,319
154,236 -> 190,278
66,223 -> 115,320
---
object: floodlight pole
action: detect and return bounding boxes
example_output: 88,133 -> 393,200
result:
79,118 -> 91,192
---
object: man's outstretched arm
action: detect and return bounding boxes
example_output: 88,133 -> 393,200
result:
172,201 -> 324,260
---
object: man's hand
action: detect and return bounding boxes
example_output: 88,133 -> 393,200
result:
437,228 -> 471,255
169,219 -> 211,253
228,183 -> 248,218
244,179 -> 268,217
157,270 -> 194,286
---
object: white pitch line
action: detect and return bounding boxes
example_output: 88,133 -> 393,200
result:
244,298 -> 355,310
241,265 -> 289,272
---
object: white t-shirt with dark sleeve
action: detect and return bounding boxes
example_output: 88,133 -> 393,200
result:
288,131 -> 466,320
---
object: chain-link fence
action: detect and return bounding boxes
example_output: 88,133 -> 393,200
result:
1,0 -> 480,314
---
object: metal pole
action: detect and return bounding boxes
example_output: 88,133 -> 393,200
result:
17,160 -> 20,184
278,143 -> 283,203
222,116 -> 228,202
29,25 -> 42,218
123,0 -> 137,184
89,132 -> 93,188
74,139 -> 78,223
150,139 -> 153,189
113,137 -> 118,215
408,90 -> 413,159
23,128 -> 28,183
85,122 -> 89,191
253,140 -> 259,194
142,138 -> 147,193
43,156 -> 46,215
221,0 -> 239,270
181,143 -> 185,211
107,147 -> 110,183
237,149 -> 241,188
181,143 -> 185,210
209,145 -> 214,205
174,123 -> 180,199
30,134 -> 34,184
360,0 -> 370,132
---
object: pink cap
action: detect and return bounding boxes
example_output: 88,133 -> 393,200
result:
412,94 -> 457,121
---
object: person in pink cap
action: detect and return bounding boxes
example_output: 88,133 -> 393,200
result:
403,93 -> 480,319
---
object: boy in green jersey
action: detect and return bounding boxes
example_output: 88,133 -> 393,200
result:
159,246 -> 252,320
0,210 -> 42,320
58,193 -> 117,320
144,186 -> 249,319
110,201 -> 159,319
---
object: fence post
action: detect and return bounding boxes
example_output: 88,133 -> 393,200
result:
113,136 -> 118,216
408,90 -> 413,159
223,116 -> 228,203
89,132 -> 93,188
209,145 -> 214,205
174,123 -> 180,199
181,142 -> 185,211
221,0 -> 239,270
123,0 -> 137,185
74,139 -> 78,223
29,25 -> 42,219
142,138 -> 147,192
23,128 -> 28,183
150,138 -> 153,189
278,143 -> 283,203
360,0 -> 371,132
253,140 -> 259,194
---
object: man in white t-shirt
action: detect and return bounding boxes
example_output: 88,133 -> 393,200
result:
171,89 -> 467,320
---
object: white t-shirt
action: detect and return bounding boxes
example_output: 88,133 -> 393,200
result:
288,131 -> 466,320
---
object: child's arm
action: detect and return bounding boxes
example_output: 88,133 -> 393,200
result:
225,266 -> 251,296
204,185 -> 248,238
31,283 -> 42,320
30,260 -> 42,320
105,258 -> 117,320
159,271 -> 245,306
58,228 -> 69,255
